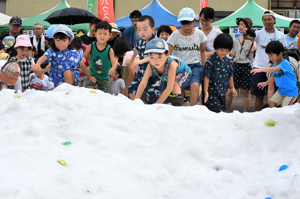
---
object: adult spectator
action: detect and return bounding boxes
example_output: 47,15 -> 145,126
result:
122,10 -> 142,47
285,20 -> 300,49
0,16 -> 22,57
80,17 -> 101,45
108,23 -> 121,47
252,10 -> 287,111
30,23 -> 50,59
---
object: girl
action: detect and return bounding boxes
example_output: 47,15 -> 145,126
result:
227,18 -> 256,112
157,25 -> 172,41
32,25 -> 96,87
199,7 -> 222,58
109,65 -> 125,95
113,36 -> 139,96
135,38 -> 191,106
71,36 -> 89,87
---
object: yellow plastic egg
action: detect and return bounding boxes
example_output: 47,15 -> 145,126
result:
265,119 -> 276,127
57,159 -> 67,166
14,96 -> 21,98
90,90 -> 97,94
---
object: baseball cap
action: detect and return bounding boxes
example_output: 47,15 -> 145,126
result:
262,10 -> 275,18
0,60 -> 21,85
178,7 -> 196,22
144,38 -> 169,54
52,25 -> 74,40
14,35 -> 32,48
110,23 -> 121,35
9,16 -> 22,26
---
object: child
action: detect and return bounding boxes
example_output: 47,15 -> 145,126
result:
125,15 -> 161,103
109,65 -> 125,95
10,35 -> 35,91
82,21 -> 118,93
203,34 -> 237,113
157,25 -> 172,41
29,64 -> 54,91
135,38 -> 191,106
32,25 -> 96,88
71,36 -> 89,87
112,36 -> 139,96
167,7 -> 207,106
0,60 -> 22,93
251,41 -> 298,107
227,18 -> 256,112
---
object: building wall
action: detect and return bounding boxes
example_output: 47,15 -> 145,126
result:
6,0 -> 269,19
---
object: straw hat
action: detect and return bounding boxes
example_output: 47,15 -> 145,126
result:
110,23 -> 121,35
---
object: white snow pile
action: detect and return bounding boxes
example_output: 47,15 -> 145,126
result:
0,83 -> 300,199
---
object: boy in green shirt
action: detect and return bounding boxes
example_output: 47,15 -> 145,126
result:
82,21 -> 118,93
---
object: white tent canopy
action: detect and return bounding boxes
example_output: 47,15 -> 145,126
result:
0,12 -> 12,26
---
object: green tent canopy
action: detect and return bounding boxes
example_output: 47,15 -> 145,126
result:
0,0 -> 90,33
212,0 -> 293,30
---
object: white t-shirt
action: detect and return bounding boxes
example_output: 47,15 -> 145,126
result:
205,27 -> 223,52
0,60 -> 22,93
253,29 -> 287,69
167,28 -> 207,64
29,73 -> 54,91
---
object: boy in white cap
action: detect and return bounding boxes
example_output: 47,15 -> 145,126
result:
10,34 -> 34,91
135,38 -> 191,106
167,7 -> 207,106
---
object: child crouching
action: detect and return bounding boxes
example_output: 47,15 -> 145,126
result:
135,38 -> 191,106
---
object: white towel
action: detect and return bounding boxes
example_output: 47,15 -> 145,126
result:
32,35 -> 45,52
260,26 -> 281,48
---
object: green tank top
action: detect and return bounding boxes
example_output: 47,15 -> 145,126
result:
89,42 -> 111,80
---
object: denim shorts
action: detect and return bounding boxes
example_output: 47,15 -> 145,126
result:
187,62 -> 203,85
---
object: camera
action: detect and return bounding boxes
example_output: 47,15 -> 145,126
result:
246,28 -> 256,37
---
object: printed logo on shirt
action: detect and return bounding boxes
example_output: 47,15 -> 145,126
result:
174,43 -> 200,51
273,70 -> 284,78
93,56 -> 103,74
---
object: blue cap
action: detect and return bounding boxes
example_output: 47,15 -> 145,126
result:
144,38 -> 169,54
52,25 -> 74,40
178,7 -> 195,22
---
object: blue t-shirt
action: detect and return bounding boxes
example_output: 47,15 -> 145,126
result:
273,59 -> 298,97
285,34 -> 298,49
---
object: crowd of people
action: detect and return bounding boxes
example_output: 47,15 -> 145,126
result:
0,7 -> 299,113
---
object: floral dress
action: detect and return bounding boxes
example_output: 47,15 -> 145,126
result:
44,48 -> 81,87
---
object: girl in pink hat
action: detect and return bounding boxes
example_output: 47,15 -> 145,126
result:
10,34 -> 34,91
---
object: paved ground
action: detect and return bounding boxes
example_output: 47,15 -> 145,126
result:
227,93 -> 257,113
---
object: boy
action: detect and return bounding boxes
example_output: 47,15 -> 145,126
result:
30,64 -> 54,91
126,15 -> 161,104
10,34 -> 34,91
0,60 -> 22,93
251,41 -> 298,107
167,7 -> 207,106
82,21 -> 118,93
135,38 -> 191,106
203,34 -> 237,113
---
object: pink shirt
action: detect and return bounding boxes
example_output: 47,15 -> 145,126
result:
122,50 -> 139,73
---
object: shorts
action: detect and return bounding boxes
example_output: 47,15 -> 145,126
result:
251,68 -> 267,96
161,71 -> 191,103
86,78 -> 110,93
270,91 -> 298,106
128,63 -> 162,104
205,91 -> 226,113
78,76 -> 87,87
187,62 -> 203,85
233,62 -> 252,90
122,66 -> 129,83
